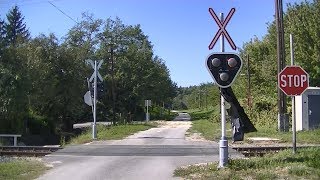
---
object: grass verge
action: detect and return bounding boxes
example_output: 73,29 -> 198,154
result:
174,147 -> 320,180
245,127 -> 320,144
69,123 -> 156,144
187,109 -> 224,141
188,109 -> 320,144
0,158 -> 48,180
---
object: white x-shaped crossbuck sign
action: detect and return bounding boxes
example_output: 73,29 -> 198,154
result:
208,8 -> 236,50
86,59 -> 104,82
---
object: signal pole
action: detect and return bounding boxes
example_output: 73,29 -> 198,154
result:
85,59 -> 104,140
275,0 -> 288,131
219,12 -> 228,168
93,60 -> 98,139
290,34 -> 297,153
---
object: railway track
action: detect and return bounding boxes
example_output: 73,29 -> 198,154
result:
1,145 -> 318,157
232,146 -> 319,157
0,146 -> 62,157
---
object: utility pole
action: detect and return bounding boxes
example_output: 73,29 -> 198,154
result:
194,95 -> 197,109
205,89 -> 208,110
198,90 -> 201,109
110,46 -> 116,125
247,55 -> 252,109
275,0 -> 288,132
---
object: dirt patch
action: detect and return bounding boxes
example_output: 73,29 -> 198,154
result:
155,120 -> 192,128
185,132 -> 209,142
154,120 -> 213,142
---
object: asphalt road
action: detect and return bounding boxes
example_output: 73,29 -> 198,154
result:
38,116 -> 242,180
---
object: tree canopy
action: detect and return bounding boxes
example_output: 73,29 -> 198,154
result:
0,8 -> 176,141
174,0 -> 320,128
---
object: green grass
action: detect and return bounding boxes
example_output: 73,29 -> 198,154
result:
69,123 -> 156,144
245,127 -> 320,144
0,159 -> 48,180
174,147 -> 320,179
187,109 -> 229,141
189,119 -> 222,141
188,108 -> 320,144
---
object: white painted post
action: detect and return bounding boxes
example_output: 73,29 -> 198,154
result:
146,100 -> 150,122
13,136 -> 17,146
146,103 -> 149,122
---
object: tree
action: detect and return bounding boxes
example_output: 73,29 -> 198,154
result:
235,0 -> 320,127
285,0 -> 320,86
0,8 -> 177,137
95,17 -> 177,122
0,16 -> 5,48
5,6 -> 30,45
0,44 -> 30,133
26,33 -> 89,133
0,6 -> 31,134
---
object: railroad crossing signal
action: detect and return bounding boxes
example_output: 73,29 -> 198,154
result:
206,52 -> 243,88
206,7 -> 240,168
86,59 -> 104,82
84,59 -> 104,140
278,66 -> 309,96
83,91 -> 93,106
208,8 -> 236,50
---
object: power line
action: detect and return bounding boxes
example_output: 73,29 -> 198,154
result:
48,1 -> 78,24
0,0 -> 61,7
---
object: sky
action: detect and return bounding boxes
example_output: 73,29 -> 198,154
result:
0,0 -> 305,87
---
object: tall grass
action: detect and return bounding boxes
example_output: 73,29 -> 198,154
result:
0,159 -> 48,180
69,123 -> 156,144
189,108 -> 320,144
175,148 -> 320,179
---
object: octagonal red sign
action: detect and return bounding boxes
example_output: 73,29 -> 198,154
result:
278,66 -> 309,96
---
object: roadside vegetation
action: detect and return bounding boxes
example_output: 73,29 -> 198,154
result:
174,147 -> 320,179
172,1 -> 320,145
188,108 -> 320,144
69,123 -> 157,144
0,158 -> 48,180
0,6 -> 176,145
0,123 -> 157,178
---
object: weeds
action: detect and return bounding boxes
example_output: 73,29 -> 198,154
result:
175,148 -> 320,179
0,158 -> 48,180
69,123 -> 156,144
189,108 -> 320,144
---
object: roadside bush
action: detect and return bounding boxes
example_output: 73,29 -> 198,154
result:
149,105 -> 173,120
306,148 -> 320,169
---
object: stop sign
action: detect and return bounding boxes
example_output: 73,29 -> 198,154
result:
278,66 -> 309,96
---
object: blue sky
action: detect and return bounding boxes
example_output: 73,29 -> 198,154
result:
0,0 -> 304,87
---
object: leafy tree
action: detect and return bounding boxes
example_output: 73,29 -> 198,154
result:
285,0 -> 320,86
0,45 -> 30,133
0,7 -> 177,139
96,17 -> 177,122
234,0 -> 320,127
172,83 -> 219,110
0,7 -> 31,133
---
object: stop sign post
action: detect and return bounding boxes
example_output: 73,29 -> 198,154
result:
278,66 -> 309,96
